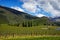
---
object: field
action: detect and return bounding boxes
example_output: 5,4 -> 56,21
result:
0,36 -> 60,40
0,24 -> 60,40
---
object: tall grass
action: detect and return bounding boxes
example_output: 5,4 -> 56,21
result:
0,24 -> 60,36
4,37 -> 60,40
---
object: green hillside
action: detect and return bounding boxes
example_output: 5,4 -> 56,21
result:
0,14 -> 8,24
0,6 -> 35,25
0,6 -> 53,27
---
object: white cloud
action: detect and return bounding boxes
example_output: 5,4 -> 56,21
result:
21,0 -> 60,17
22,2 -> 37,13
11,6 -> 24,12
36,14 -> 46,17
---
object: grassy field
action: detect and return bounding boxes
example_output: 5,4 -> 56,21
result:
0,36 -> 60,40
0,24 -> 60,35
0,24 -> 60,40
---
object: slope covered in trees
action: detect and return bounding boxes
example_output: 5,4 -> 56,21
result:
0,5 -> 60,27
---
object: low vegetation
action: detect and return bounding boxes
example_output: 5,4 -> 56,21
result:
0,24 -> 60,38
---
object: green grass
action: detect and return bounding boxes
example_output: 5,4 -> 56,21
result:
3,37 -> 60,40
0,24 -> 60,35
0,24 -> 60,40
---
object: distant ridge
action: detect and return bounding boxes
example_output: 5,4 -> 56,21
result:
0,5 -> 41,25
0,5 -> 59,26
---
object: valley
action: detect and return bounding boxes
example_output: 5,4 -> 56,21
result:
0,6 -> 60,40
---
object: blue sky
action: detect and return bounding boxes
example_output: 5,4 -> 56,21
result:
0,0 -> 23,7
0,0 -> 60,17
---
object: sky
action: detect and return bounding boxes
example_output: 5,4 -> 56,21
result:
0,0 -> 60,17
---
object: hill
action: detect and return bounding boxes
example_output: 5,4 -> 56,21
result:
51,17 -> 60,26
1,6 -> 60,27
0,6 -> 52,27
0,6 -> 39,26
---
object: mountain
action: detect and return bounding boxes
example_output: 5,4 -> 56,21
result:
50,17 -> 60,26
0,5 -> 54,27
52,17 -> 60,22
0,6 -> 38,23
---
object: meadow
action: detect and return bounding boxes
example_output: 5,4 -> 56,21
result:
1,36 -> 60,40
0,24 -> 60,40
